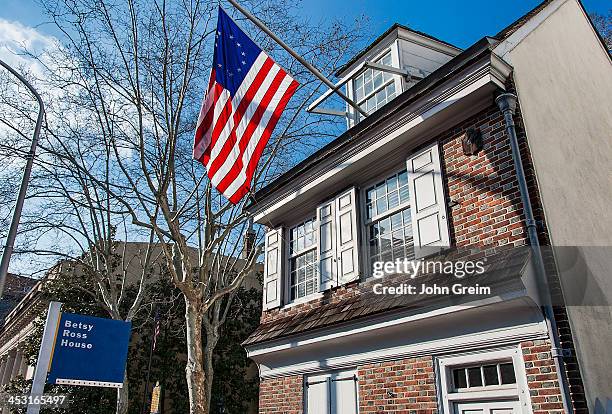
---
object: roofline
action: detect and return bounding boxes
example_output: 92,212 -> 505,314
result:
334,23 -> 461,77
246,0 -> 565,213
245,36 -> 496,213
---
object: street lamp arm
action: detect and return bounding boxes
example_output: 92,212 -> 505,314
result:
0,58 -> 45,297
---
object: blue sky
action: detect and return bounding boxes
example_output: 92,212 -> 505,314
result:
2,0 -> 609,51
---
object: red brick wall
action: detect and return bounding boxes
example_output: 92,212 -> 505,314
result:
358,357 -> 437,414
440,106 -> 529,248
259,375 -> 303,414
521,340 -> 565,414
256,100 -> 587,413
260,104 -> 530,326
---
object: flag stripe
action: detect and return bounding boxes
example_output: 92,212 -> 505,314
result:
210,63 -> 282,186
207,57 -> 276,179
215,68 -> 289,193
225,77 -> 297,201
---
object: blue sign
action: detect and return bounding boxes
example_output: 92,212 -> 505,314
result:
47,312 -> 132,387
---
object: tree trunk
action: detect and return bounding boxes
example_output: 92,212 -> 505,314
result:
185,298 -> 208,414
116,369 -> 129,414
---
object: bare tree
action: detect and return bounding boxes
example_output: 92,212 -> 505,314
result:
590,9 -> 611,51
0,67 -> 164,413
0,0 -> 366,412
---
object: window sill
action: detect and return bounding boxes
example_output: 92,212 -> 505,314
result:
282,291 -> 325,309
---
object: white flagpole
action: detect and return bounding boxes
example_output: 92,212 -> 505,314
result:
225,0 -> 368,118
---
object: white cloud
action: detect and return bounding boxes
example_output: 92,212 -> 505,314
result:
0,18 -> 58,78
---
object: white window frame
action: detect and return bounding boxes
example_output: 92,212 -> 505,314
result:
348,43 -> 402,125
286,218 -> 319,304
360,166 -> 414,278
436,347 -> 533,414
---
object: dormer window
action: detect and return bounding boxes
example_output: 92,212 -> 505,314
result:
354,51 -> 396,117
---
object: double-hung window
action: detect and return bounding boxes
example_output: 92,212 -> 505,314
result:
365,169 -> 414,273
289,218 -> 317,301
262,143 -> 450,309
354,51 -> 397,118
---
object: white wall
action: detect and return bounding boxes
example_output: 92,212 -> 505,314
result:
501,0 -> 612,410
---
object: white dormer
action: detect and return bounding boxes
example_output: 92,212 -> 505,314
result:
308,24 -> 462,128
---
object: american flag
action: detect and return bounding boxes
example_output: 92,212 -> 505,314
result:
193,7 -> 299,204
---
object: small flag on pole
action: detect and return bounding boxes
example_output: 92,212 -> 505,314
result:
193,7 -> 299,204
152,311 -> 161,351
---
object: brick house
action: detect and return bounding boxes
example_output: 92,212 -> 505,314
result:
243,1 -> 611,413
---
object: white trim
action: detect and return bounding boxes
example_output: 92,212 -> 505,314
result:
55,378 -> 124,388
253,54 -> 512,224
436,346 -> 533,414
249,293 -> 533,357
493,0 -> 568,63
247,296 -> 548,379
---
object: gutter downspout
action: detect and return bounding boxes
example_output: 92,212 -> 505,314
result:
495,93 -> 573,413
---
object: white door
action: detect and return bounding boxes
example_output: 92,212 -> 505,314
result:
455,400 -> 520,414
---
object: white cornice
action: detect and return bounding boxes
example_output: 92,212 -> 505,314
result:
253,54 -> 513,224
247,297 -> 547,379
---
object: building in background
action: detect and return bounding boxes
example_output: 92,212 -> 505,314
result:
244,0 -> 611,413
0,242 -> 263,413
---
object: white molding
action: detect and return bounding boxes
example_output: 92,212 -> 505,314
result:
493,0 -> 568,63
253,54 -> 512,224
247,296 -> 548,379
436,346 -> 534,413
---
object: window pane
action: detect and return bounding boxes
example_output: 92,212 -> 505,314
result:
453,368 -> 467,389
375,88 -> 386,106
399,185 -> 410,204
367,96 -> 376,112
355,76 -> 363,90
376,196 -> 388,216
500,363 -> 516,384
483,365 -> 499,386
367,202 -> 374,219
390,211 -> 402,229
468,367 -> 483,387
398,170 -> 408,187
386,82 -> 396,100
375,182 -> 386,199
388,190 -> 399,209
373,72 -> 383,89
381,52 -> 392,66
355,86 -> 364,101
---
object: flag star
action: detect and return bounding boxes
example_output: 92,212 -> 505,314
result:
228,72 -> 233,77
218,63 -> 222,68
237,68 -> 241,72
241,51 -> 246,56
236,42 -> 241,47
229,34 -> 234,39
241,60 -> 246,65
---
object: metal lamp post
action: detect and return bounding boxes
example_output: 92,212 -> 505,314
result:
0,58 -> 45,298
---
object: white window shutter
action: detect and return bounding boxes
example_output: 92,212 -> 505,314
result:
306,376 -> 330,414
317,200 -> 337,291
262,227 -> 283,310
335,187 -> 360,284
407,143 -> 450,258
330,372 -> 358,414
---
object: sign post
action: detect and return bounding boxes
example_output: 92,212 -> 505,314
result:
27,301 -> 62,414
